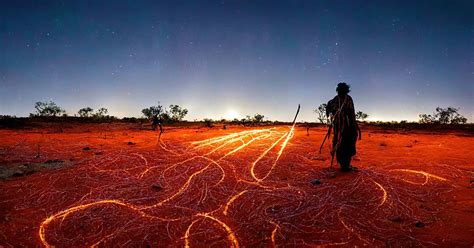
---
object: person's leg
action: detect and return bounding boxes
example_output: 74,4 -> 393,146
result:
337,150 -> 351,172
342,156 -> 352,172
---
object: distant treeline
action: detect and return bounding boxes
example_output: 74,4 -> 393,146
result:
0,100 -> 470,128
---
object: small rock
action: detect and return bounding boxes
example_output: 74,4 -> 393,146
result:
152,184 -> 163,190
380,142 -> 387,147
127,142 -> 136,145
12,170 -> 24,177
95,152 -> 103,155
83,147 -> 91,151
415,221 -> 425,228
44,159 -> 64,164
390,216 -> 402,222
312,156 -> 326,161
310,179 -> 321,185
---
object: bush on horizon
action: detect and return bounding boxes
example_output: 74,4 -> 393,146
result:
419,107 -> 467,124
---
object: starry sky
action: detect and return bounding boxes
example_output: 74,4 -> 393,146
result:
1,0 -> 472,122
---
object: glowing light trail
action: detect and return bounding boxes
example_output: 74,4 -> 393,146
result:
390,169 -> 447,185
185,213 -> 239,248
268,104 -> 300,176
250,132 -> 288,181
39,200 -> 179,248
270,221 -> 280,247
223,190 -> 249,215
371,180 -> 388,206
197,213 -> 239,248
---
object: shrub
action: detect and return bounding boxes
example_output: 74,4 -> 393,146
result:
419,107 -> 467,124
78,107 -> 94,117
31,101 -> 65,117
169,104 -> 188,121
314,104 -> 328,124
203,118 -> 213,127
142,104 -> 164,119
356,111 -> 369,121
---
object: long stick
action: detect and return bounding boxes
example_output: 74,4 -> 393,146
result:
330,151 -> 335,168
290,104 -> 300,126
319,122 -> 332,153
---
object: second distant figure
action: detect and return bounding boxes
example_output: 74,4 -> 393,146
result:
151,114 -> 163,138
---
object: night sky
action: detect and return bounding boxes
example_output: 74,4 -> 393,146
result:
1,1 -> 472,122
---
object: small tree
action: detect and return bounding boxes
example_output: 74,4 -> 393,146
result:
355,111 -> 369,121
419,107 -> 467,124
160,112 -> 171,122
169,104 -> 188,121
94,107 -> 108,118
78,107 -> 94,117
314,103 -> 328,124
203,118 -> 213,127
418,114 -> 435,124
142,104 -> 163,119
253,113 -> 264,123
32,101 -> 65,117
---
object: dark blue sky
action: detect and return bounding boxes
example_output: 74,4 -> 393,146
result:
1,0 -> 472,121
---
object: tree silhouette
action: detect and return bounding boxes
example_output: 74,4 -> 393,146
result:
32,101 -> 65,117
169,104 -> 188,121
94,108 -> 108,118
314,103 -> 328,124
141,104 -> 163,119
203,118 -> 213,127
355,111 -> 369,121
78,107 -> 94,117
419,107 -> 467,124
253,113 -> 265,123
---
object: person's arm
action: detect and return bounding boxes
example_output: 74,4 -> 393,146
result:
348,96 -> 361,140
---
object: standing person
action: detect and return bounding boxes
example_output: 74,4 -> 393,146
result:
151,114 -> 163,138
326,82 -> 360,172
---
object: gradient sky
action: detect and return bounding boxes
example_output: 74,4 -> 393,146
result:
1,0 -> 472,122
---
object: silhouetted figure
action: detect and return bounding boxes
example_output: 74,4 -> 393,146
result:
326,82 -> 360,172
151,114 -> 163,138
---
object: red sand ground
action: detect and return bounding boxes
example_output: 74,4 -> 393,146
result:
0,124 -> 473,247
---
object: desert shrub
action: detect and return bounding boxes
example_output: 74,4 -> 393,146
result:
122,117 -> 139,122
78,107 -> 93,117
31,101 -> 65,117
314,103 -> 328,124
253,113 -> 264,123
169,104 -> 188,121
160,112 -> 171,123
356,111 -> 369,121
419,107 -> 467,124
203,118 -> 213,127
142,104 -> 164,119
93,107 -> 108,118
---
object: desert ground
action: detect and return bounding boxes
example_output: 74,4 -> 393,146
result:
0,123 -> 473,247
